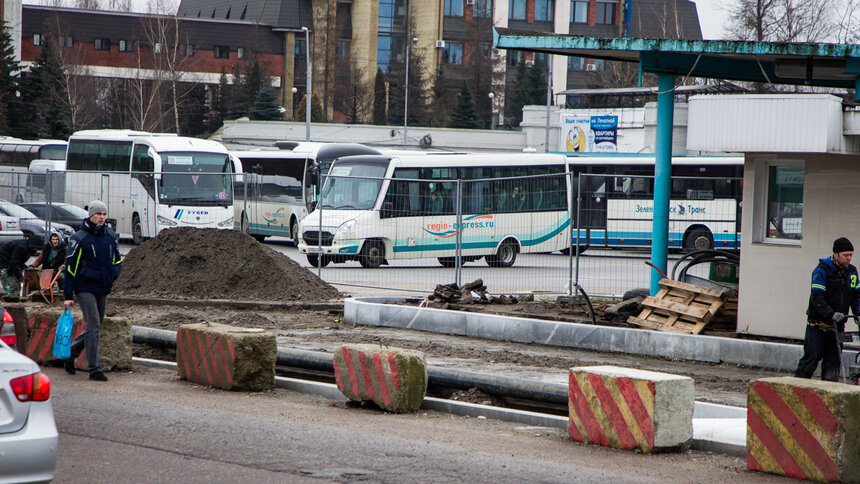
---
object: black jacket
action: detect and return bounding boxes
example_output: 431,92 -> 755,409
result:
64,219 -> 122,299
807,256 -> 860,330
32,239 -> 67,272
0,238 -> 31,280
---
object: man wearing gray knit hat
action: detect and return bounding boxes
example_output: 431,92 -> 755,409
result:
62,200 -> 122,382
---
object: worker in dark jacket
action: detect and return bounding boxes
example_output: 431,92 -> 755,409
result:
30,232 -> 67,288
0,236 -> 43,295
63,201 -> 122,382
795,237 -> 860,381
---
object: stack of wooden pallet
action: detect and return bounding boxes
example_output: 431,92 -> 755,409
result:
627,278 -> 729,334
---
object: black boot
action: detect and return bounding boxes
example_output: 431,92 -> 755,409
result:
89,371 -> 108,382
64,358 -> 75,375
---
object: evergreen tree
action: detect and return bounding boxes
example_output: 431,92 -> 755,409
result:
310,93 -> 325,122
250,85 -> 283,120
17,30 -> 72,138
448,83 -> 480,129
295,94 -> 307,122
210,69 -> 230,130
178,83 -> 208,136
427,68 -> 450,128
508,58 -> 547,126
0,22 -> 19,135
372,68 -> 386,125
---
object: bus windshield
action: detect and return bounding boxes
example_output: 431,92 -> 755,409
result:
159,152 -> 233,206
320,162 -> 387,210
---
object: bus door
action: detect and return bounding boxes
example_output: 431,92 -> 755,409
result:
578,174 -> 607,247
383,169 -> 423,259
244,161 -> 263,232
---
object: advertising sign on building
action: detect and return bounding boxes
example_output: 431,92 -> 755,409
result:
560,115 -> 619,153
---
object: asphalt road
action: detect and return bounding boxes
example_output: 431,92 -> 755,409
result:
50,365 -> 787,483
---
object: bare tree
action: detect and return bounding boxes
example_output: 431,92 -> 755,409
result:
44,13 -> 102,130
722,0 -> 844,42
333,62 -> 372,124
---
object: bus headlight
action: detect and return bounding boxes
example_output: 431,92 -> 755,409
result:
157,215 -> 178,226
335,219 -> 356,238
217,217 -> 234,228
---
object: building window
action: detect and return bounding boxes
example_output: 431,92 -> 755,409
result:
214,45 -> 229,59
64,36 -> 73,48
295,39 -> 306,60
474,0 -> 492,18
568,56 -> 585,70
237,47 -> 247,59
154,42 -> 162,54
444,43 -> 463,65
444,0 -> 464,16
336,40 -> 349,59
94,38 -> 110,51
595,1 -> 616,25
118,40 -> 133,52
570,1 -> 588,23
509,0 -> 526,20
535,0 -> 554,21
179,44 -> 194,57
509,51 -> 523,67
33,34 -> 42,46
757,162 -> 804,242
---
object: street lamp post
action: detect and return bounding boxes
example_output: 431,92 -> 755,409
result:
291,87 -> 298,120
488,92 -> 495,130
301,27 -> 311,142
403,37 -> 418,149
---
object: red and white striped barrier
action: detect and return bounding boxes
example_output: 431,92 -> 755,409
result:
176,323 -> 276,391
333,344 -> 427,413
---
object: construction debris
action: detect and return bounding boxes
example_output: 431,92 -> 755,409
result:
427,279 -> 518,305
627,278 -> 728,335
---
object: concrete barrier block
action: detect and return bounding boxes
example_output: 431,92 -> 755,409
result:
333,344 -> 427,413
176,323 -> 276,391
568,365 -> 694,453
12,307 -> 131,371
747,377 -> 860,482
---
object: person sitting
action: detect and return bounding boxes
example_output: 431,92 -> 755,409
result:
0,235 -> 43,295
30,232 -> 67,289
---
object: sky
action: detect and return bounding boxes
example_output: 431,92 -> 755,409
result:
693,0 -> 730,40
23,0 -> 731,40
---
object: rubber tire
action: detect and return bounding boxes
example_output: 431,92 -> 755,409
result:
132,215 -> 143,245
487,240 -> 517,267
560,245 -> 587,256
253,234 -> 267,243
307,254 -> 330,267
359,241 -> 385,268
290,218 -> 299,245
684,228 -> 713,251
438,257 -> 456,268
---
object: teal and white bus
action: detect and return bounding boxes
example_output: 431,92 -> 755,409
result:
297,153 -> 743,267
64,130 -> 240,243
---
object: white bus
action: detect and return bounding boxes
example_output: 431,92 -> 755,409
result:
297,153 -> 744,267
297,153 -> 572,267
63,130 -> 240,244
233,142 -> 380,242
0,137 -> 68,203
567,155 -> 743,252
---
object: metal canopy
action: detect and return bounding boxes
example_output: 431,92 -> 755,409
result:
494,27 -> 860,90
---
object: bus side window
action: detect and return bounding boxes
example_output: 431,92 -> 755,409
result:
115,142 -> 133,171
98,142 -> 117,171
132,144 -> 155,199
81,142 -> 99,171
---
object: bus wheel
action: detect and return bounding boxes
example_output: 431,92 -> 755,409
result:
253,234 -> 267,243
560,245 -> 588,256
684,228 -> 713,251
488,240 -> 518,267
359,241 -> 385,269
132,215 -> 143,245
307,254 -> 330,267
290,218 -> 299,245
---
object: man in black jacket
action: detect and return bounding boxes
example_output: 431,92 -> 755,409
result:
0,235 -> 43,295
63,201 -> 122,382
795,237 -> 860,381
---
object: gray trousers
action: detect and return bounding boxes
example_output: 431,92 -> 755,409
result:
69,292 -> 106,374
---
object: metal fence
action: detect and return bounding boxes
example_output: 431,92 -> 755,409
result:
305,171 -> 742,298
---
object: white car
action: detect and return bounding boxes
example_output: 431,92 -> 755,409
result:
0,309 -> 58,483
0,214 -> 24,245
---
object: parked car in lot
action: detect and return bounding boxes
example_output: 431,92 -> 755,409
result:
0,307 -> 58,483
0,214 -> 24,245
20,202 -> 118,234
0,200 -> 74,242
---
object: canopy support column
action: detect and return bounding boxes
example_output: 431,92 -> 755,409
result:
650,74 -> 675,295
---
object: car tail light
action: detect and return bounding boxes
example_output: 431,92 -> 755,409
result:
0,310 -> 14,346
0,310 -> 15,346
9,372 -> 51,402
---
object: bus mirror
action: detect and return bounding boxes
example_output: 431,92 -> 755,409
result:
381,201 -> 393,219
309,200 -> 317,212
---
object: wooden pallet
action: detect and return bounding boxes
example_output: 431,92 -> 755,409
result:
627,278 -> 728,334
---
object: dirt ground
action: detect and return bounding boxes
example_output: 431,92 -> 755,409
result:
113,228 -> 792,408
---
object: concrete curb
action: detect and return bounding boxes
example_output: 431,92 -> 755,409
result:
111,296 -> 342,312
132,357 -> 745,456
344,297 -> 858,372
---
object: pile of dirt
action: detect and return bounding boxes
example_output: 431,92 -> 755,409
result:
113,228 -> 340,301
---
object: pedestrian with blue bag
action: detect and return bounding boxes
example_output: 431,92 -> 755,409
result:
63,201 -> 122,382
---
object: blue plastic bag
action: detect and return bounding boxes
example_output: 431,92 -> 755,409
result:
52,308 -> 73,360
